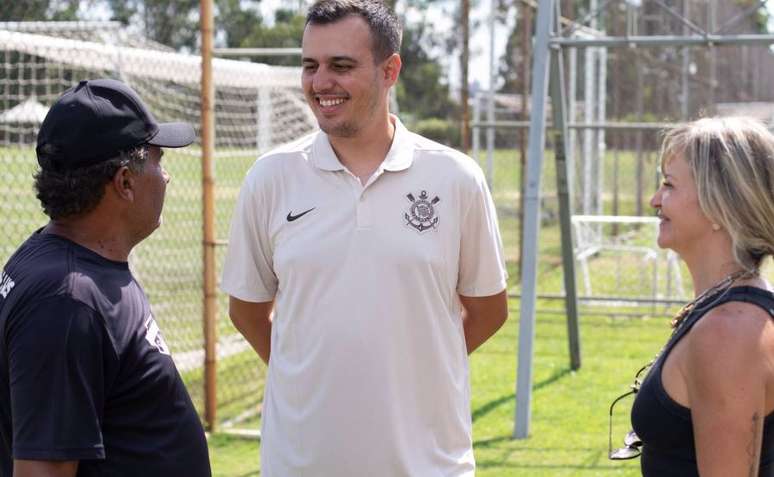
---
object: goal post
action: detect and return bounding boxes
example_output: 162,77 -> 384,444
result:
570,214 -> 686,307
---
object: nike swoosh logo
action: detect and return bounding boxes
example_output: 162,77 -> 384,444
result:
286,208 -> 315,222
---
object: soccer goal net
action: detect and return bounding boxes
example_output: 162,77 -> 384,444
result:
0,22 -> 315,155
570,215 -> 688,309
0,21 -> 316,426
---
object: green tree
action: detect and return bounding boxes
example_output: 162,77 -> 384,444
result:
106,0 -> 200,50
397,21 -> 456,120
1,0 -> 81,21
497,1 -> 531,96
105,0 -> 268,52
235,9 -> 305,66
215,0 -> 263,48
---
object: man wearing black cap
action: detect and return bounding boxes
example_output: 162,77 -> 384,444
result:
0,79 -> 211,477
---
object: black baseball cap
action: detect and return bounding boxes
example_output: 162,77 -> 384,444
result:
36,78 -> 196,171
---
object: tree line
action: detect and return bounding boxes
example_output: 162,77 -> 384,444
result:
5,0 -> 774,147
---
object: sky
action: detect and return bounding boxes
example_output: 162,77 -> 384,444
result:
259,0 -> 512,92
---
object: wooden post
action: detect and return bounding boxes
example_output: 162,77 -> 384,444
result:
200,0 -> 217,432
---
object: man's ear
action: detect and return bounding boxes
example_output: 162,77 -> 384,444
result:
382,53 -> 402,86
112,166 -> 135,201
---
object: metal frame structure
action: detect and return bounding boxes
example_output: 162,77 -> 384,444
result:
213,47 -> 302,57
515,0 -> 774,439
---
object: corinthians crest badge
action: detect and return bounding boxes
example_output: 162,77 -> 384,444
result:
405,190 -> 440,232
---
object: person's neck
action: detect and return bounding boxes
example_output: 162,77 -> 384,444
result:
44,217 -> 134,262
329,114 -> 395,184
683,248 -> 745,298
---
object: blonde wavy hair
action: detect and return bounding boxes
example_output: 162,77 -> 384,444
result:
660,117 -> 774,273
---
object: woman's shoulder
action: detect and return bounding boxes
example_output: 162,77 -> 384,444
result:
688,291 -> 774,362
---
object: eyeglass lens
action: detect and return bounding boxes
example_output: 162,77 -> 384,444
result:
610,430 -> 642,460
607,360 -> 654,460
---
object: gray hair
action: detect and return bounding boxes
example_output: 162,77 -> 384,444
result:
34,145 -> 149,220
660,117 -> 774,272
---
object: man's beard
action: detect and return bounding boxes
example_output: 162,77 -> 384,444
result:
320,120 -> 359,137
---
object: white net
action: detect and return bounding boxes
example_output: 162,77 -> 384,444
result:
0,21 -> 316,424
571,215 -> 687,307
0,22 -> 315,156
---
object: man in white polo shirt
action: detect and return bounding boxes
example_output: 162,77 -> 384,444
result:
221,0 -> 508,475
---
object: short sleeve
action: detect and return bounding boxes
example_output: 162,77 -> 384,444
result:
8,296 -> 106,460
221,169 -> 278,302
457,173 -> 508,297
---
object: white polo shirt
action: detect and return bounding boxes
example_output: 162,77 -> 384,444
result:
221,117 -> 507,477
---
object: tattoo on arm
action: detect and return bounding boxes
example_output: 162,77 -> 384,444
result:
748,412 -> 761,477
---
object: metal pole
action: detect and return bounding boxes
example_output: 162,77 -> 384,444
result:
567,46 -> 576,191
473,93 -> 481,163
200,0 -> 218,432
583,0 -> 602,214
708,1 -> 717,114
596,46 -> 607,217
486,0 -> 496,190
518,1 -> 533,281
461,0 -> 471,152
681,0 -> 690,119
583,44 -> 593,215
213,47 -> 303,57
514,0 -> 553,440
551,33 -> 774,47
635,58 -> 645,216
549,5 -> 581,371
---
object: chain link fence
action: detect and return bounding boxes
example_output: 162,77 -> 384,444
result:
0,12 -> 315,433
468,0 -> 774,322
474,111 -> 772,319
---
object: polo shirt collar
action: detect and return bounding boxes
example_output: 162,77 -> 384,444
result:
311,130 -> 346,171
382,115 -> 414,172
311,115 -> 415,172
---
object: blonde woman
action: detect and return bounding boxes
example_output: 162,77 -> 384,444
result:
611,117 -> 774,476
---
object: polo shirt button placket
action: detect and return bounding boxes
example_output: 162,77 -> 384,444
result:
356,190 -> 371,229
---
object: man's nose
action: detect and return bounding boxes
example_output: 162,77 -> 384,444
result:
312,67 -> 334,92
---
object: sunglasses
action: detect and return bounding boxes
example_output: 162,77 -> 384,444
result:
608,362 -> 652,460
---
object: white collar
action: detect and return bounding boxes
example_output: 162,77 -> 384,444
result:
311,115 -> 414,172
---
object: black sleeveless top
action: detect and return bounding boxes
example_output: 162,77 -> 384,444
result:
631,286 -> 774,477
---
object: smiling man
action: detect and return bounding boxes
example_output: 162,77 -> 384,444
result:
221,1 -> 509,475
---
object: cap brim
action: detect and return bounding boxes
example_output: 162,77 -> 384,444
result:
147,122 -> 196,148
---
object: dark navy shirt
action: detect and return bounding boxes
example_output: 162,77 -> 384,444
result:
631,286 -> 774,477
0,231 -> 211,477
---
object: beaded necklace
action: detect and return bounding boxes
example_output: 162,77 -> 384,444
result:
670,268 -> 757,330
630,268 -> 757,391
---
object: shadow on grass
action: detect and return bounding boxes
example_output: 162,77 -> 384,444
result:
477,461 -> 622,472
472,367 -> 572,423
532,366 -> 573,391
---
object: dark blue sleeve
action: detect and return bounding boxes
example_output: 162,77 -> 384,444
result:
7,295 -> 107,461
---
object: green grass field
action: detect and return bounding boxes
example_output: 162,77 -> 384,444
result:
205,295 -> 672,476
2,143 -> 772,475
